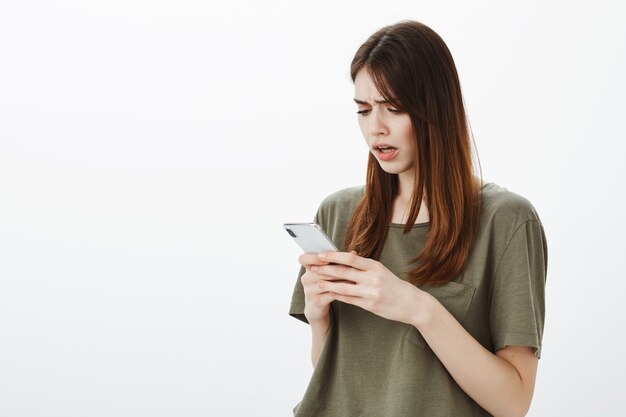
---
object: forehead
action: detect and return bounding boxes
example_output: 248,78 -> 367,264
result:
354,69 -> 385,102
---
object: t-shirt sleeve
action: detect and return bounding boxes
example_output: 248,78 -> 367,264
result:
289,264 -> 308,324
490,219 -> 548,358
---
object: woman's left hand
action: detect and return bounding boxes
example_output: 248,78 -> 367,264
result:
311,250 -> 426,325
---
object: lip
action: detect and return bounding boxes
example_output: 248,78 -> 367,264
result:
375,147 -> 399,161
372,143 -> 399,161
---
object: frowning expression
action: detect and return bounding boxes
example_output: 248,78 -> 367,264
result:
354,69 -> 417,175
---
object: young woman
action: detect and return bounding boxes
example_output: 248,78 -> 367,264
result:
289,20 -> 547,417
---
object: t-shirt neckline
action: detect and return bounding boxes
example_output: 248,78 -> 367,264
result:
389,182 -> 492,229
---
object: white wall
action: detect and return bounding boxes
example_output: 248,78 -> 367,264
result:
1,1 -> 624,415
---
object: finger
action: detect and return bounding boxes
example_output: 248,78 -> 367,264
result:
301,271 -> 325,287
304,275 -> 354,288
318,251 -> 373,270
312,264 -> 362,283
328,291 -> 367,310
299,252 -> 331,268
307,278 -> 335,295
302,271 -> 350,293
312,292 -> 336,305
318,280 -> 364,297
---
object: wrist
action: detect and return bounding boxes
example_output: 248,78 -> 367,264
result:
410,289 -> 438,331
308,314 -> 331,331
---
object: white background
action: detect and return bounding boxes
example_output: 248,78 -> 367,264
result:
1,1 -> 624,416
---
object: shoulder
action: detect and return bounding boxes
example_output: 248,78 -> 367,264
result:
477,182 -> 546,246
480,182 -> 543,227
314,185 -> 365,229
318,185 -> 365,211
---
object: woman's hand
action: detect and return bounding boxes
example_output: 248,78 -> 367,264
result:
311,251 -> 428,325
297,252 -> 339,322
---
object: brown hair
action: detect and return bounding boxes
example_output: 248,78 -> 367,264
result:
344,20 -> 483,286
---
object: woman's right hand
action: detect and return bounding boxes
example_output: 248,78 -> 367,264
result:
298,252 -> 336,322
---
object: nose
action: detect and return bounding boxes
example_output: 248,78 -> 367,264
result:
368,107 -> 388,137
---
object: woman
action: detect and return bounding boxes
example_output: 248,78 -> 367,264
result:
289,20 -> 547,417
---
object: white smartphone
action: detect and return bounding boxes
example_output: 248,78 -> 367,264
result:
283,222 -> 339,253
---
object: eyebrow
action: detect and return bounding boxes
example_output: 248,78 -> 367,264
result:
353,98 -> 389,105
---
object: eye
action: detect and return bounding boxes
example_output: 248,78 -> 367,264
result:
356,109 -> 371,115
388,108 -> 401,113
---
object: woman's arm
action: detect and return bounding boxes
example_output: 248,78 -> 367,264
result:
412,292 -> 537,417
297,252 -> 337,368
313,251 -> 539,417
309,315 -> 330,367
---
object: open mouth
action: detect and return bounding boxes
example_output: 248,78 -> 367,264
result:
374,146 -> 399,161
376,146 -> 397,154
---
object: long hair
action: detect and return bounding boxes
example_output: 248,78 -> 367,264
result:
343,20 -> 483,286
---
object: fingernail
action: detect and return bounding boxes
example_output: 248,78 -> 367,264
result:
318,252 -> 326,259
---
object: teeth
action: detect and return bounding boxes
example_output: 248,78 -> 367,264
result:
380,147 -> 395,153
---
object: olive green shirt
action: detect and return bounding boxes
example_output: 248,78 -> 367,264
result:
289,182 -> 548,416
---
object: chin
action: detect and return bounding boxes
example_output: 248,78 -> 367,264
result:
379,167 -> 401,174
377,162 -> 408,175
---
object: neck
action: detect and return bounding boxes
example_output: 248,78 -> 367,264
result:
397,168 -> 416,204
394,168 -> 430,224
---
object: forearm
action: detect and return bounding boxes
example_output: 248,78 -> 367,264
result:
411,293 -> 535,417
309,315 -> 330,368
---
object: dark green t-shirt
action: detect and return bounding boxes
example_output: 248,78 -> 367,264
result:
289,182 -> 548,417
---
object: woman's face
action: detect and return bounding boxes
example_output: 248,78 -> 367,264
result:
354,69 -> 417,176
